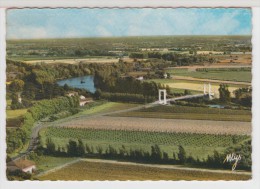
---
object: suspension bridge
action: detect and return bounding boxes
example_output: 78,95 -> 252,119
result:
158,83 -> 215,105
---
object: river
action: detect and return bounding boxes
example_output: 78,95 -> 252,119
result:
57,75 -> 96,93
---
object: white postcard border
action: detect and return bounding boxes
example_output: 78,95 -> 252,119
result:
0,6 -> 259,189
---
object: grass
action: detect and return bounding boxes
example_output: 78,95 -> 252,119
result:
37,160 -> 251,181
112,105 -> 251,122
6,108 -> 28,119
40,127 -> 249,160
77,101 -> 139,116
167,69 -> 251,83
53,101 -> 140,124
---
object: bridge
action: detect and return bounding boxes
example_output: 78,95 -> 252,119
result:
158,83 -> 214,105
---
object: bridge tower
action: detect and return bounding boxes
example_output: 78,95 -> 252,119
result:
203,83 -> 213,100
158,89 -> 167,105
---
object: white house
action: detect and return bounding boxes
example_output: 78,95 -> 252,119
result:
136,76 -> 144,81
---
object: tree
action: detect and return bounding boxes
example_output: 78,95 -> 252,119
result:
96,146 -> 103,156
63,83 -> 70,91
10,93 -> 23,109
151,144 -> 162,161
184,89 -> 191,95
94,89 -> 102,100
9,79 -> 24,93
46,138 -> 56,155
178,145 -> 187,164
218,84 -> 231,103
77,139 -> 85,156
163,152 -> 169,161
67,140 -> 78,156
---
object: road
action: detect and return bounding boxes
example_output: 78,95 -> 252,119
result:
11,102 -> 156,161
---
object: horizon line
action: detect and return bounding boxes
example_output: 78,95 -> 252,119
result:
6,34 -> 252,40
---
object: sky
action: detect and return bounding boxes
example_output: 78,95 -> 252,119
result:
6,8 -> 252,39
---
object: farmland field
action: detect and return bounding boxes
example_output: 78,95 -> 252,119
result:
112,111 -> 251,122
24,57 -> 120,64
37,160 -> 251,181
167,68 -> 251,83
40,126 -> 250,159
148,79 -> 246,97
111,105 -> 251,122
51,116 -> 251,135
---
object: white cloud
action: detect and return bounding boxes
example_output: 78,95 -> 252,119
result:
6,8 -> 251,39
8,27 -> 48,39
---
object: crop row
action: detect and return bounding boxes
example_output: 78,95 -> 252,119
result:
138,105 -> 251,115
44,127 -> 249,147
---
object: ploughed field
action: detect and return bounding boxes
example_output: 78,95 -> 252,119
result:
38,160 -> 251,181
55,116 -> 250,135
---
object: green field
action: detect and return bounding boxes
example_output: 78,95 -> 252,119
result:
111,105 -> 251,122
38,160 -> 251,181
76,101 -> 139,115
167,68 -> 251,83
40,127 -> 249,160
54,101 -> 139,123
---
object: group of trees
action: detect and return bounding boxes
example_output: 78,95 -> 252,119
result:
6,96 -> 79,154
233,87 -> 252,107
44,139 -> 189,165
94,68 -> 171,103
129,52 -> 216,66
218,84 -> 252,107
99,92 -> 155,103
6,60 -> 99,102
218,84 -> 231,103
42,139 -> 251,171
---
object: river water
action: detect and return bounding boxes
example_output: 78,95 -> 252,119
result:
57,75 -> 96,93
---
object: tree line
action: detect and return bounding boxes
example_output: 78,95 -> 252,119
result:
39,139 -> 251,171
